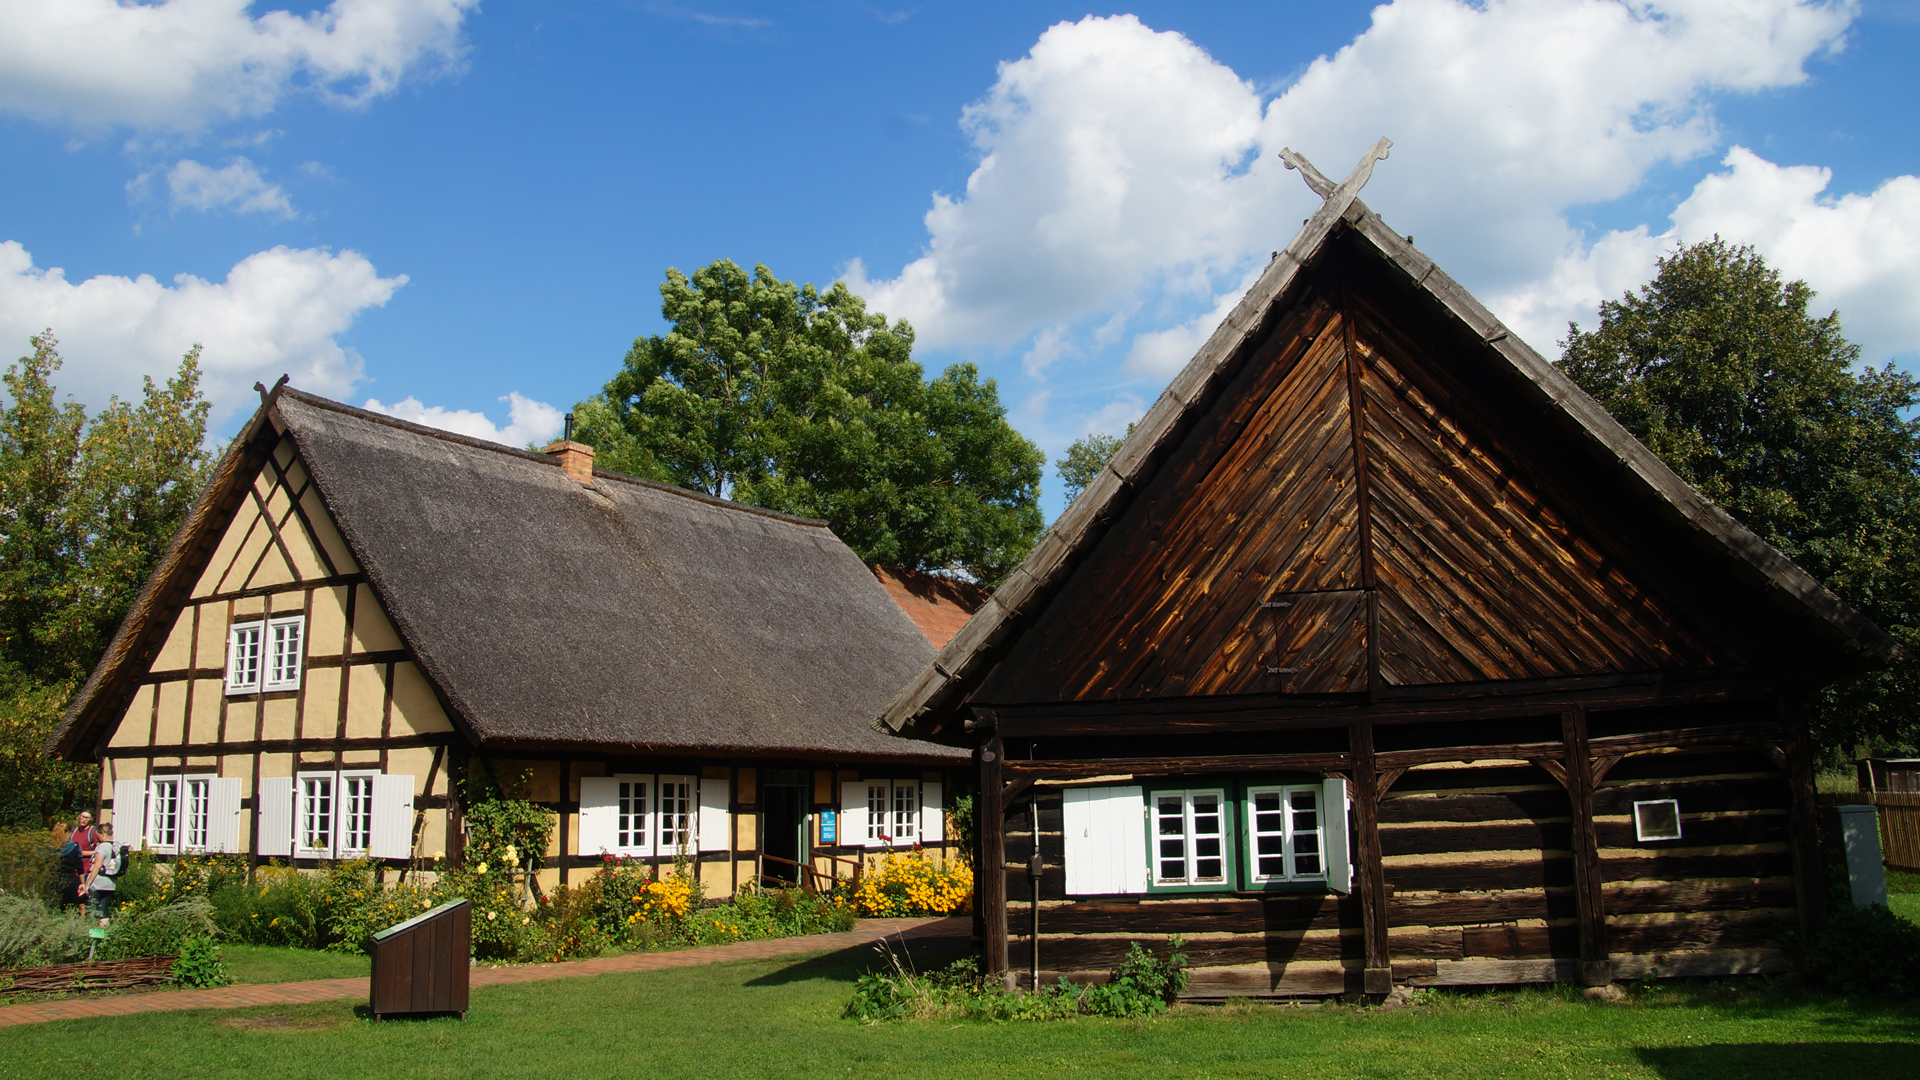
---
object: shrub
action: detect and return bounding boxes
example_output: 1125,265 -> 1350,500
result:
0,893 -> 92,967
847,853 -> 972,917
1079,938 -> 1189,1017
0,829 -> 63,907
524,881 -> 609,962
845,937 -> 1189,1022
437,863 -> 534,960
170,935 -> 232,988
211,864 -> 327,948
1805,902 -> 1920,997
102,897 -> 220,960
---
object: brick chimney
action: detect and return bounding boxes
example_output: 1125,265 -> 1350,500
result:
543,412 -> 596,484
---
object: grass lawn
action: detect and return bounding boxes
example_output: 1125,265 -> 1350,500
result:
4,938 -> 1917,1080
223,945 -> 370,985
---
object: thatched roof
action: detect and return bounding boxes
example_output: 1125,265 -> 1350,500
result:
876,183 -> 1896,741
54,389 -> 961,763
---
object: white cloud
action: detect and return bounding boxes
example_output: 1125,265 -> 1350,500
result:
0,0 -> 479,130
0,241 -> 404,425
1494,147 -> 1920,362
132,157 -> 296,218
1021,325 -> 1075,377
363,392 -> 566,447
847,2 -> 1854,356
1124,264 -> 1265,378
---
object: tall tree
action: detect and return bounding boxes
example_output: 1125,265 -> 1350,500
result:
1055,424 -> 1135,505
1558,239 -> 1920,759
0,333 -> 212,825
575,260 -> 1045,584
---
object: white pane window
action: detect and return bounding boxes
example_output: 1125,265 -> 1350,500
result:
658,778 -> 692,852
617,780 -> 649,851
340,774 -> 375,853
265,616 -> 305,691
1634,799 -> 1683,842
890,783 -> 919,844
1247,785 -> 1326,883
867,784 -> 890,842
1153,789 -> 1227,886
300,775 -> 334,854
226,623 -> 263,695
148,779 -> 180,851
184,778 -> 211,851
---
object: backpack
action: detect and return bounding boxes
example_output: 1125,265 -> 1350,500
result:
58,840 -> 82,875
98,842 -> 125,879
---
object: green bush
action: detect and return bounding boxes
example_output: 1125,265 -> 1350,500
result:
0,829 -> 63,907
1079,939 -> 1189,1017
170,935 -> 232,988
0,893 -> 91,967
845,938 -> 1189,1023
1805,902 -> 1920,997
101,897 -> 219,960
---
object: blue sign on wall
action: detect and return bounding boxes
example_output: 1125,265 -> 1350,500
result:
820,809 -> 837,844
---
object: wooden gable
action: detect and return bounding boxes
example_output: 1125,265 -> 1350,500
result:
975,246 -> 1746,706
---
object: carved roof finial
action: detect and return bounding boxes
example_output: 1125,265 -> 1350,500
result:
1280,137 -> 1394,203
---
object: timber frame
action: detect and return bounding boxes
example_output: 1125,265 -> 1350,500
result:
879,147 -> 1892,996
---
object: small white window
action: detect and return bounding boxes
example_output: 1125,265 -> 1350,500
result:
226,615 -> 304,694
339,773 -> 376,854
1246,784 -> 1326,883
225,623 -> 263,695
616,778 -> 650,852
265,616 -> 305,691
1633,799 -> 1683,842
1152,789 -> 1227,886
861,780 -> 920,845
183,777 -> 212,851
657,775 -> 694,853
147,778 -> 181,853
298,773 -> 334,856
297,769 -> 380,857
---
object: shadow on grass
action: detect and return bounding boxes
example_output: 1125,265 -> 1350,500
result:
743,934 -> 973,988
1636,1042 -> 1920,1078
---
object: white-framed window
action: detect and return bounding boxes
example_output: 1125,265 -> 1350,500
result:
616,778 -> 649,852
1633,799 -> 1683,842
578,773 -> 724,857
183,777 -> 212,851
227,615 -> 305,695
297,769 -> 379,857
838,778 -> 944,850
860,781 -> 919,844
147,777 -> 181,853
658,776 -> 693,852
1151,788 -> 1229,888
1245,784 -> 1325,883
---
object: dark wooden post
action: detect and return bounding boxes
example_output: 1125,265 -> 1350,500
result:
1781,698 -> 1827,938
978,736 -> 1009,986
1562,708 -> 1611,986
1349,721 -> 1392,995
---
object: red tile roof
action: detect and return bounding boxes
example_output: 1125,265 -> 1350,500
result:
871,565 -> 990,648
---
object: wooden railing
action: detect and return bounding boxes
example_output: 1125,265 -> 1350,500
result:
756,849 -> 863,894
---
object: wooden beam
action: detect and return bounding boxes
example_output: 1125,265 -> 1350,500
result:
1530,757 -> 1569,790
1350,721 -> 1392,995
1781,699 -> 1826,939
1563,708 -> 1611,987
979,736 -> 1010,985
1002,752 -> 1353,780
1591,755 -> 1623,784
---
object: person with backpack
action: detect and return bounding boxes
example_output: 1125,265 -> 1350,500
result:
56,833 -> 85,908
80,823 -> 124,924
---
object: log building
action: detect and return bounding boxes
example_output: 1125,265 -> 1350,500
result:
50,388 -> 967,894
877,148 -> 1895,995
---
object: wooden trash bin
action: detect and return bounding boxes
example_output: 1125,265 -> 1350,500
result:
370,898 -> 471,1020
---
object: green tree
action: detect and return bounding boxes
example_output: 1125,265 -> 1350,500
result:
1055,424 -> 1136,505
575,260 -> 1045,584
0,333 -> 213,825
1558,239 -> 1920,758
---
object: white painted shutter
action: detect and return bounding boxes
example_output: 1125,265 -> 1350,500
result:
207,778 -> 243,854
697,776 -> 729,852
578,776 -> 618,856
1063,786 -> 1147,895
1323,777 -> 1352,895
112,778 -> 147,852
370,775 -> 415,860
839,782 -> 869,848
920,781 -> 944,843
257,776 -> 294,857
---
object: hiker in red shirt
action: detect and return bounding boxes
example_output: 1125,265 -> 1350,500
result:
70,811 -> 97,901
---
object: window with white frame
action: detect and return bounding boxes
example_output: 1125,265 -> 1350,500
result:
1246,784 -> 1324,883
227,615 -> 305,695
299,773 -> 333,854
183,777 -> 212,851
658,777 -> 693,852
148,778 -> 181,852
1633,799 -> 1683,842
296,769 -> 379,857
616,778 -> 649,851
1152,788 -> 1229,889
838,778 -> 943,850
864,780 -> 918,844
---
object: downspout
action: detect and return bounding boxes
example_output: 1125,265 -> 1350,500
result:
1028,798 -> 1042,992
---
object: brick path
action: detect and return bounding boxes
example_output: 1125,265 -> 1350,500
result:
0,916 -> 968,1029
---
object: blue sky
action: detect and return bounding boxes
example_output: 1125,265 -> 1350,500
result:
3,0 -> 1918,523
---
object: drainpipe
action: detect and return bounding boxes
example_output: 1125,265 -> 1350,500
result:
1028,799 -> 1042,992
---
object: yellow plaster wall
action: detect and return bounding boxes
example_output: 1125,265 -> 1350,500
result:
344,665 -> 386,738
309,586 -> 349,657
389,663 -> 451,735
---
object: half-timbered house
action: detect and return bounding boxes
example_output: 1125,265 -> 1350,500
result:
876,144 -> 1896,996
49,387 -> 967,895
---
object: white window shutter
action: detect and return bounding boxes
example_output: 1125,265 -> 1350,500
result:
207,778 -> 243,854
1063,786 -> 1147,896
578,776 -> 618,856
697,777 -> 729,853
370,775 -> 415,860
112,778 -> 147,852
257,776 -> 294,857
920,781 -> 944,843
839,781 -> 869,848
1323,777 -> 1352,895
